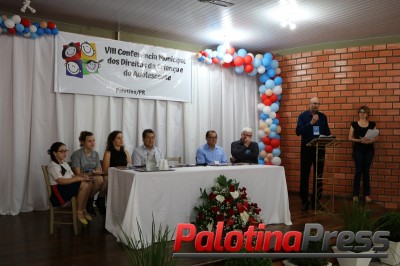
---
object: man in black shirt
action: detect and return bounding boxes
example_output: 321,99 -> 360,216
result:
296,97 -> 331,211
231,127 -> 259,164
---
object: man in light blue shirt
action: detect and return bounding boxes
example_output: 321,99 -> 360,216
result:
132,129 -> 163,166
196,130 -> 227,164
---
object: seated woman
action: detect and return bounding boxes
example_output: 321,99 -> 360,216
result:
47,142 -> 93,225
71,131 -> 107,216
102,130 -> 132,173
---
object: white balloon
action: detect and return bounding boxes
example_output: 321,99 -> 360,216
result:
11,15 -> 21,24
255,54 -> 263,60
266,118 -> 273,125
271,157 -> 281,166
4,19 -> 15,29
29,25 -> 37,33
275,68 -> 281,75
272,85 -> 283,95
196,53 -> 202,58
247,53 -> 254,59
257,103 -> 265,111
264,89 -> 273,96
257,65 -> 266,74
223,54 -> 233,63
258,130 -> 266,138
24,32 -> 31,38
269,112 -> 277,119
263,106 -> 271,115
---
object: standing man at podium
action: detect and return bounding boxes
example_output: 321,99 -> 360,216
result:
296,97 -> 331,211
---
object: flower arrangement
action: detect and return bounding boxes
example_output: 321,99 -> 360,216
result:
194,175 -> 263,237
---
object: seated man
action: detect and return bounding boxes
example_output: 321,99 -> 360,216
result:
132,129 -> 163,166
231,127 -> 259,164
196,130 -> 228,164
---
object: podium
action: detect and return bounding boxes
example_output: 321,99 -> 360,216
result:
306,137 -> 343,214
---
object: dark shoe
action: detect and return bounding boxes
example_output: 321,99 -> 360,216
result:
86,197 -> 96,216
301,201 -> 309,211
96,196 -> 106,215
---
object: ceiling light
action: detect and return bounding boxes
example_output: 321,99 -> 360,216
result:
21,0 -> 36,13
199,0 -> 234,7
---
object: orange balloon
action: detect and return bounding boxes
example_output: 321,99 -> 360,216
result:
226,47 -> 235,55
233,56 -> 244,66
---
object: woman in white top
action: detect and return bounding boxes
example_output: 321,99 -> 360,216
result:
47,142 -> 93,225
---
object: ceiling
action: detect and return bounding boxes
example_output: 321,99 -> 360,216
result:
1,0 -> 400,53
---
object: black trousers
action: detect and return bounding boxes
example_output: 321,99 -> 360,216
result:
300,145 -> 325,204
353,149 -> 374,197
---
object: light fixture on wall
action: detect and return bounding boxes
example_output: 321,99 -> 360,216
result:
198,0 -> 234,8
279,0 -> 297,30
21,0 -> 36,13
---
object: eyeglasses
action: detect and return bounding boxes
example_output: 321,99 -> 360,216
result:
57,150 -> 69,153
311,102 -> 320,105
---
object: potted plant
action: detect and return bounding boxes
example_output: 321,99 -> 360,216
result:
372,211 -> 400,265
331,201 -> 374,266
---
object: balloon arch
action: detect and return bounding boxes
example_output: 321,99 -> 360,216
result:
196,45 -> 282,166
0,14 -> 59,38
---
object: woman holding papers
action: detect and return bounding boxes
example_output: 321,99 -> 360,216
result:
348,106 -> 378,203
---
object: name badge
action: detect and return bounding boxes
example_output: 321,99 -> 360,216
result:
313,126 -> 320,136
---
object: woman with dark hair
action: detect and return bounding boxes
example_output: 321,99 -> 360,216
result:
348,105 -> 378,203
47,142 -> 93,225
102,130 -> 132,173
71,131 -> 107,215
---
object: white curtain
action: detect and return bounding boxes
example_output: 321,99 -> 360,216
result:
0,34 -> 258,215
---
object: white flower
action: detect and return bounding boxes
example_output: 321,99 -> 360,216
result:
240,211 -> 249,224
230,191 -> 239,199
207,222 -> 214,231
216,195 -> 225,203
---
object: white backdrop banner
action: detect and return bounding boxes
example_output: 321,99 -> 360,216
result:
54,32 -> 192,102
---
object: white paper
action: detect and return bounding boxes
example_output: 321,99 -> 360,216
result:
364,129 -> 379,139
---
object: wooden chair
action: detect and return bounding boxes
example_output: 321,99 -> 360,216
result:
166,156 -> 182,165
41,165 -> 78,235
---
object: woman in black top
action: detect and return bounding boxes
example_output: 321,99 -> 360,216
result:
102,130 -> 132,173
348,106 -> 378,203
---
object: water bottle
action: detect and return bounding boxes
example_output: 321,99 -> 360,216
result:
146,152 -> 156,171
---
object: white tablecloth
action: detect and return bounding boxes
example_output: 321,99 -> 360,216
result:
105,165 -> 292,244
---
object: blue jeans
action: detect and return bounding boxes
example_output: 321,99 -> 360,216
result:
353,149 -> 374,197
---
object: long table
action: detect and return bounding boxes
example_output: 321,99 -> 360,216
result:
105,165 -> 292,244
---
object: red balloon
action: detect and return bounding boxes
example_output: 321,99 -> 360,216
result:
230,61 -> 236,67
265,145 -> 273,153
263,98 -> 272,106
233,56 -> 244,66
222,63 -> 231,68
47,21 -> 56,29
8,28 -> 16,34
20,18 -> 31,27
212,57 -> 219,64
226,47 -> 235,55
266,162 -> 273,165
260,94 -> 267,101
271,139 -> 280,148
270,94 -> 278,103
263,136 -> 271,145
244,55 -> 252,64
276,113 -> 281,119
244,64 -> 254,73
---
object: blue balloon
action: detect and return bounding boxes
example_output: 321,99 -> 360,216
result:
33,22 -> 40,28
23,27 -> 30,33
217,44 -> 225,54
217,52 -> 224,60
248,68 -> 257,77
273,118 -> 280,125
36,28 -> 44,36
278,94 -> 282,100
274,76 -> 283,85
265,79 -> 275,89
269,132 -> 277,139
270,60 -> 279,69
262,58 -> 271,67
272,148 -> 281,157
260,113 -> 268,120
253,58 -> 261,68
275,134 -> 281,140
267,68 -> 276,78
258,142 -> 265,151
259,73 -> 268,83
30,33 -> 38,39
2,28 -> 7,33
237,48 -> 247,57
15,23 -> 24,32
264,53 -> 273,60
198,56 -> 204,62
234,65 -> 244,74
51,28 -> 59,35
270,124 -> 277,132
271,103 -> 280,112
16,31 -> 24,36
0,17 -> 3,24
259,85 -> 266,94
259,159 -> 265,165
44,28 -> 51,34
